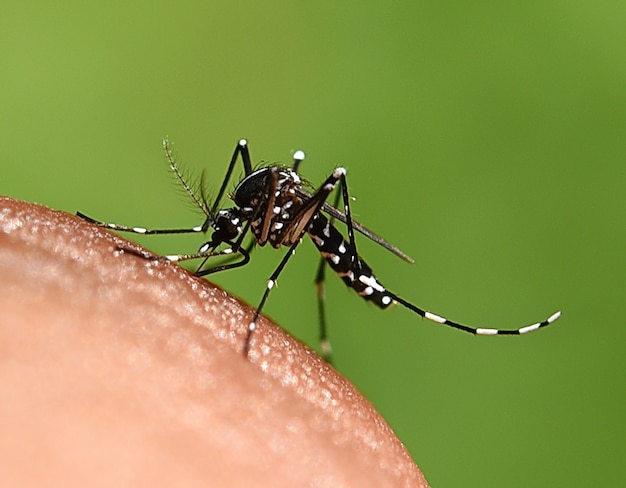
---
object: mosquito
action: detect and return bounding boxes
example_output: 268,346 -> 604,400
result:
77,139 -> 561,361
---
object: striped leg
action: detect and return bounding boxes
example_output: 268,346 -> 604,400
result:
305,172 -> 563,339
77,212 -> 207,236
165,241 -> 251,274
211,138 -> 253,214
313,187 -> 342,363
388,292 -> 562,335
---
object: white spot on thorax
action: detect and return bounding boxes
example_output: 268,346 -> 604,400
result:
289,170 -> 301,184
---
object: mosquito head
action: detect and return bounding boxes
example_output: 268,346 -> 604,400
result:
209,208 -> 243,244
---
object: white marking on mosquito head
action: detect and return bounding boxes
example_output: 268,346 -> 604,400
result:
192,225 -> 203,232
338,243 -> 346,254
239,138 -> 247,147
267,279 -> 275,289
358,274 -> 385,293
518,323 -> 541,334
476,328 -> 499,336
293,150 -> 305,161
425,311 -> 447,324
548,311 -> 562,323
333,167 -> 346,178
381,295 -> 392,306
132,227 -> 147,234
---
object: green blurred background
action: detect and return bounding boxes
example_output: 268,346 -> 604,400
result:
2,1 -> 624,486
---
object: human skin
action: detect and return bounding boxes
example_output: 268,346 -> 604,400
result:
0,196 -> 429,488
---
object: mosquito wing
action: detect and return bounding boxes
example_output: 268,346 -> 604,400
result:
295,188 -> 414,264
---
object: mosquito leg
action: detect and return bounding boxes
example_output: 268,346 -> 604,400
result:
193,242 -> 251,276
244,240 -> 302,357
387,291 -> 562,336
77,212 -> 206,236
314,258 -> 333,362
191,217 -> 253,275
194,239 -> 256,274
334,174 -> 359,269
211,139 -> 253,215
165,246 -> 237,264
313,187 -> 341,363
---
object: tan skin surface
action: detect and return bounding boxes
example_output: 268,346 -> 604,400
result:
0,197 -> 429,488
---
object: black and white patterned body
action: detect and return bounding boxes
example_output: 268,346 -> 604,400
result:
77,138 -> 561,361
308,213 -> 393,309
233,166 -> 307,248
233,166 -> 394,310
